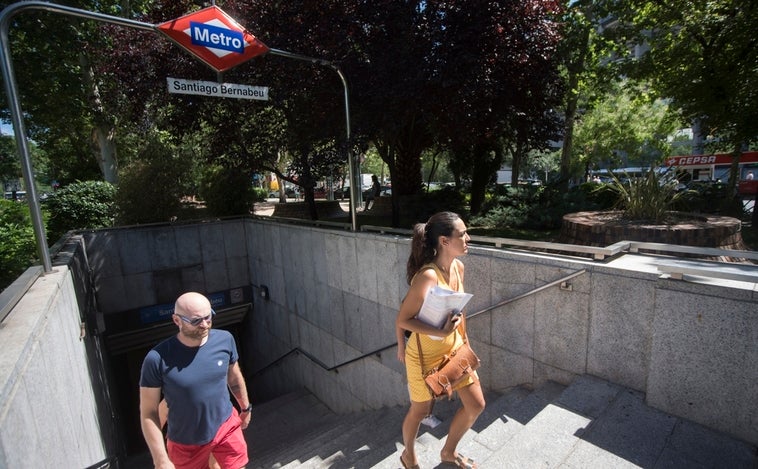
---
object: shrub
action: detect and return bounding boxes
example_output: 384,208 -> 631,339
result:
473,185 -> 537,228
116,161 -> 184,225
400,186 -> 469,224
44,180 -> 116,243
199,165 -> 256,217
115,132 -> 194,225
672,180 -> 743,217
0,200 -> 38,291
603,169 -> 688,222
252,187 -> 268,202
576,182 -> 617,210
471,181 -> 613,231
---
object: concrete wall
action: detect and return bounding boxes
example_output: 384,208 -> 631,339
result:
86,219 -> 251,312
0,266 -> 112,468
241,219 -> 757,445
245,221 -> 409,412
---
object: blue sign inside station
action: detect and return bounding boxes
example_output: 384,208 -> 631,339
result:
139,292 -> 227,324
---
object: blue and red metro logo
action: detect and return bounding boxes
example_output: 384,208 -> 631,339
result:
190,21 -> 244,54
158,6 -> 269,72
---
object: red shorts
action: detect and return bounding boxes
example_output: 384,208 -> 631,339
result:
167,409 -> 248,469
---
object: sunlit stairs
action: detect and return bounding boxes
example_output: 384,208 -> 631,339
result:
245,375 -> 757,469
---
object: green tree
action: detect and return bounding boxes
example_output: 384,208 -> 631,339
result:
555,0 -> 622,188
0,0 -> 156,184
598,0 -> 758,191
115,130 -> 193,225
0,134 -> 20,191
530,149 -> 561,183
0,199 -> 37,291
93,0 -> 570,222
572,82 -> 676,176
425,0 -> 565,214
43,180 -> 116,244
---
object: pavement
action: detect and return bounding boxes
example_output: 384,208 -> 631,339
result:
253,199 -> 353,217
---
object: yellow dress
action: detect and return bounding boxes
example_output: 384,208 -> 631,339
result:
404,262 -> 476,402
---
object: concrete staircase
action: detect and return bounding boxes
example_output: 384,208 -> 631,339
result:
246,375 -> 757,469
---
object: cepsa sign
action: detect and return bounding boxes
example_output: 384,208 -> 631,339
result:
157,6 -> 269,72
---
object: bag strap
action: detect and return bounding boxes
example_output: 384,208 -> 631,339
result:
415,331 -> 425,372
415,312 -> 468,376
460,312 -> 469,343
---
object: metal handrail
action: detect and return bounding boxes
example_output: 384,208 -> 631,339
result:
251,343 -> 397,378
251,269 -> 587,377
468,269 -> 587,319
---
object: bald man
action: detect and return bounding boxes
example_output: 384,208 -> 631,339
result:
139,292 -> 251,469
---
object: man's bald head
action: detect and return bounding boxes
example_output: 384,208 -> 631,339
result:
175,292 -> 211,317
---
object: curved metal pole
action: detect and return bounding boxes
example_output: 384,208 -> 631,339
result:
267,48 -> 357,231
0,2 -> 155,272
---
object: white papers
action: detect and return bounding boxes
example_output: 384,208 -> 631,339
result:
417,286 -> 473,330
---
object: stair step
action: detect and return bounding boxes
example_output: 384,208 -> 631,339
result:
481,378 -> 618,468
247,390 -> 337,467
243,376 -> 758,469
257,405 -> 407,469
315,407 -> 405,468
254,409 -> 380,468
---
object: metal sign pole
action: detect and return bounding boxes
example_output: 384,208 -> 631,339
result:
266,48 -> 356,231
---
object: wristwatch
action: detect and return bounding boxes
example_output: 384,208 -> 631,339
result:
241,403 -> 253,413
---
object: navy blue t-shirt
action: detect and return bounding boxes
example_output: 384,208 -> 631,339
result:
140,329 -> 239,445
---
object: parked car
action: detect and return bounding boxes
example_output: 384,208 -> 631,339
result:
686,179 -> 729,198
267,188 -> 298,198
518,179 -> 542,186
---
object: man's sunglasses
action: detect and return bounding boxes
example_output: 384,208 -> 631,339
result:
175,309 -> 216,326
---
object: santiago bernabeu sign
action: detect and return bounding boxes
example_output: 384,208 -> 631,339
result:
167,77 -> 268,100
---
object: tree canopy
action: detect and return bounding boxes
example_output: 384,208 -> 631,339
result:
598,0 -> 758,154
88,0 -> 566,220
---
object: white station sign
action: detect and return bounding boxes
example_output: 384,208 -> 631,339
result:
167,77 -> 269,100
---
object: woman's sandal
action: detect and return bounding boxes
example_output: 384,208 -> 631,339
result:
441,453 -> 477,469
400,451 -> 420,469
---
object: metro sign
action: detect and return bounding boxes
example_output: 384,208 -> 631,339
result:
157,6 -> 269,72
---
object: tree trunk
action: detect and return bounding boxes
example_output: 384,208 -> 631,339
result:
91,127 -> 118,184
80,54 -> 118,184
560,107 -> 576,189
470,145 -> 503,215
304,187 -> 318,220
469,159 -> 491,215
724,144 -> 744,213
392,146 -> 423,197
559,25 -> 589,191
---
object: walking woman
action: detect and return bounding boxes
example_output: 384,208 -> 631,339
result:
396,211 -> 485,469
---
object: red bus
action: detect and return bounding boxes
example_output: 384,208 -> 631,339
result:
663,151 -> 758,196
